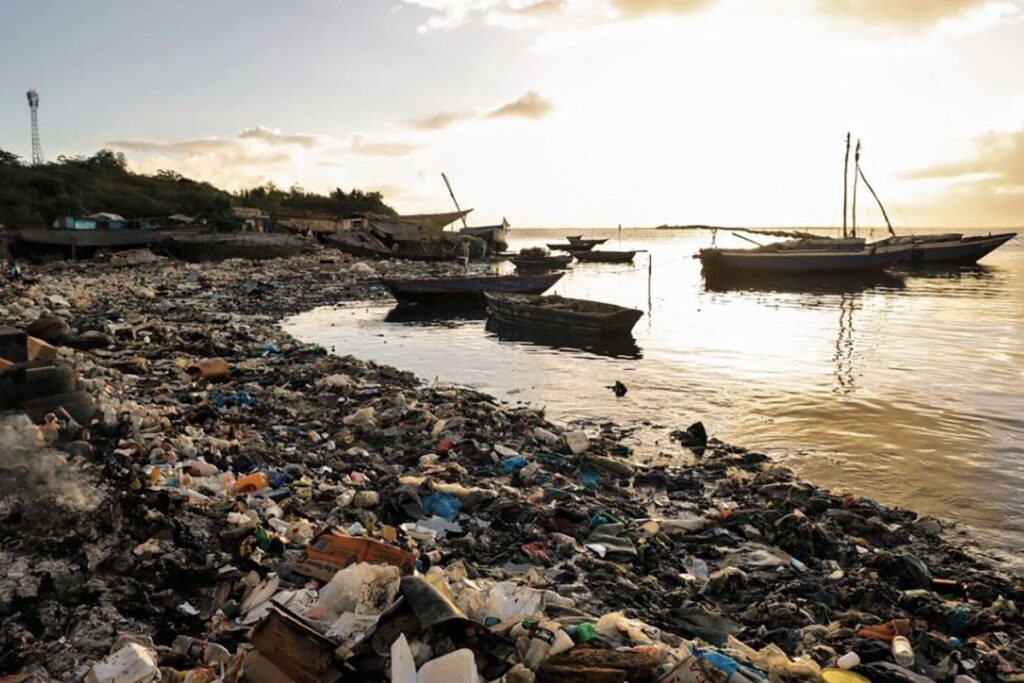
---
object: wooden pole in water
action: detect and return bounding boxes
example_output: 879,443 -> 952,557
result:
441,173 -> 469,229
852,140 -> 860,239
842,132 -> 851,239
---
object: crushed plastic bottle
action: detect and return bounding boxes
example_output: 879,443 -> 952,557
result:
171,635 -> 231,664
891,635 -> 915,667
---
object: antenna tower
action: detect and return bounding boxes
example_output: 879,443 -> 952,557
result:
27,89 -> 43,165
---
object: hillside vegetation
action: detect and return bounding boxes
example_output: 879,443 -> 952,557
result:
0,148 -> 395,228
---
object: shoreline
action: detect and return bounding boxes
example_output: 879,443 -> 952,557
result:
1,251 -> 1022,680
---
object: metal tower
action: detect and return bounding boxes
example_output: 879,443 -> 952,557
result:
26,89 -> 43,165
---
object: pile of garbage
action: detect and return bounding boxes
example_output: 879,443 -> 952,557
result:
1,253 -> 1023,682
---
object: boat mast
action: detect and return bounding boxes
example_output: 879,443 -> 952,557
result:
441,173 -> 469,230
842,132 -> 851,239
857,157 -> 896,237
852,140 -> 860,239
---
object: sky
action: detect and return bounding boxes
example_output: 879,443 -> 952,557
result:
2,0 -> 1024,228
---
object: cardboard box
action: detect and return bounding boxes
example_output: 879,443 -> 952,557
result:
291,529 -> 416,582
27,336 -> 57,361
249,604 -> 343,683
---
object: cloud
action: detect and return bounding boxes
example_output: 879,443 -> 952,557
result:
238,126 -> 321,148
408,109 -> 478,130
611,0 -> 714,18
815,0 -> 1013,28
407,91 -> 553,130
904,126 -> 1024,224
105,125 -> 419,192
346,133 -> 419,156
105,138 -> 237,154
487,90 -> 553,119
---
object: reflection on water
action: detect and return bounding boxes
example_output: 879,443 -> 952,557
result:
285,228 -> 1024,552
384,304 -> 486,324
485,318 -> 643,360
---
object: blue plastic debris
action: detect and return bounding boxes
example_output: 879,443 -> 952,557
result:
500,455 -> 528,473
576,468 -> 602,491
210,391 -> 257,406
421,492 -> 461,520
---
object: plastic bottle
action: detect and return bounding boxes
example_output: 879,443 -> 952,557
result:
523,620 -> 558,671
891,635 -> 914,667
568,622 -> 596,643
836,652 -> 860,669
171,635 -> 231,664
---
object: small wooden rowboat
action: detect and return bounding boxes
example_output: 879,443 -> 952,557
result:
383,271 -> 563,306
484,292 -> 643,335
569,249 -> 637,263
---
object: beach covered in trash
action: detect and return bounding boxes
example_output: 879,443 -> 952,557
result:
1,251 -> 1022,682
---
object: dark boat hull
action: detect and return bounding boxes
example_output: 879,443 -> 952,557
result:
698,243 -> 913,278
570,249 -> 637,263
157,233 -> 311,262
383,272 -> 563,306
485,293 -> 643,335
547,242 -> 594,252
511,255 -> 572,270
900,233 -> 1017,265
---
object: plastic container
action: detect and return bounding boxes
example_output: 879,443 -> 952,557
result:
171,635 -> 231,664
836,651 -> 861,669
523,620 -> 558,671
891,635 -> 914,667
85,644 -> 159,683
416,648 -> 477,683
235,471 -> 269,493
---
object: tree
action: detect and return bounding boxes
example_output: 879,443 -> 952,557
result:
0,148 -> 21,165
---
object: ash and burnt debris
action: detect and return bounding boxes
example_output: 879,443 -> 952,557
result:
0,252 -> 1022,682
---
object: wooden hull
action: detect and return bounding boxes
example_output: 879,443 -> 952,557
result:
485,293 -> 643,335
157,233 -> 311,262
894,232 -> 1017,265
698,242 -> 913,277
571,249 -> 637,263
383,271 -> 563,306
548,242 -> 594,252
511,255 -> 572,270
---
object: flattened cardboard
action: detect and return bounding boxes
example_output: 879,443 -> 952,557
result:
291,528 -> 416,581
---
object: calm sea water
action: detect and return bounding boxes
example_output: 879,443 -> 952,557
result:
285,227 -> 1024,556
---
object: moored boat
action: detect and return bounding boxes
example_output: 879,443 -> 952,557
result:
880,232 -> 1017,265
382,271 -> 563,306
570,249 -> 638,263
510,247 -> 572,271
485,293 -> 643,335
696,134 -> 915,280
567,236 -> 608,249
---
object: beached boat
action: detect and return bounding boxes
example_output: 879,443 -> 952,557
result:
382,271 -> 563,306
156,233 -> 313,262
9,214 -> 204,258
485,293 -> 643,335
570,249 -> 638,263
696,135 -> 915,279
325,229 -> 461,262
460,218 -> 510,252
879,232 -> 1017,265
